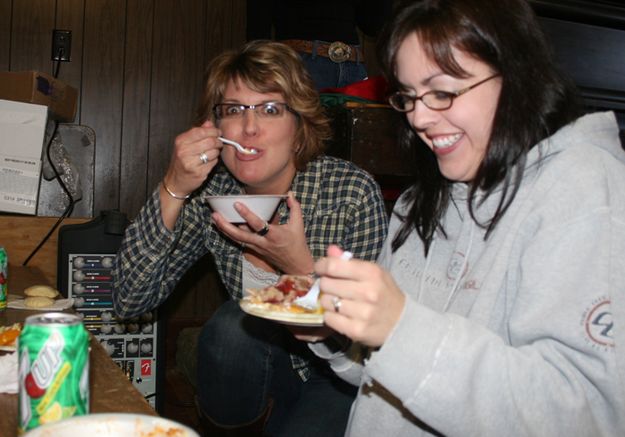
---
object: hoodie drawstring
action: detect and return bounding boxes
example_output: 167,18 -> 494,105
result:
416,239 -> 436,304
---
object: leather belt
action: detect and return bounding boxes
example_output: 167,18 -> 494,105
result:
281,39 -> 361,63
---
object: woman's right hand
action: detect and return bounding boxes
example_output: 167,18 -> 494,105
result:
162,120 -> 222,197
316,245 -> 406,348
159,120 -> 222,230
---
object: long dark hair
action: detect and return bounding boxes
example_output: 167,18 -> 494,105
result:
379,0 -> 581,254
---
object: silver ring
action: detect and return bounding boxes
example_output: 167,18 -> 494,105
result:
256,221 -> 270,236
332,296 -> 342,313
199,152 -> 209,164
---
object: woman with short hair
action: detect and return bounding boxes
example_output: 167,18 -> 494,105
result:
113,40 -> 388,436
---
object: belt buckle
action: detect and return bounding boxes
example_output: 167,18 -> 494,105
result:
328,41 -> 351,63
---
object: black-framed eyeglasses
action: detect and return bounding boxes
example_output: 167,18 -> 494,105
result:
388,74 -> 500,112
213,102 -> 294,120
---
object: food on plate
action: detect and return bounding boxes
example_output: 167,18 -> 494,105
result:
142,425 -> 187,436
245,275 -> 320,313
0,322 -> 21,347
24,284 -> 60,299
24,296 -> 55,308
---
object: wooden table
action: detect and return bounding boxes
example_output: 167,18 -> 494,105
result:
0,267 -> 156,437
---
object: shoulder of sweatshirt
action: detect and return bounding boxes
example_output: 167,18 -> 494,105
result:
533,137 -> 625,198
513,139 -> 625,234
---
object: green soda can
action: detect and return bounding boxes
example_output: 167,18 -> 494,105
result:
17,313 -> 90,434
0,246 -> 7,311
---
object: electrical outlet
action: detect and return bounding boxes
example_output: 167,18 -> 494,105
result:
51,29 -> 72,62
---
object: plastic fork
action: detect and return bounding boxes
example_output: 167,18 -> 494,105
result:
218,136 -> 258,155
294,251 -> 353,310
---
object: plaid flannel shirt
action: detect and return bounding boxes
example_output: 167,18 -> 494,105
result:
112,155 -> 388,380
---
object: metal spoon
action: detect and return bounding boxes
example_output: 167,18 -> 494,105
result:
218,136 -> 258,155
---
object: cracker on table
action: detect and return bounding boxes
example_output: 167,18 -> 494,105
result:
24,296 -> 55,308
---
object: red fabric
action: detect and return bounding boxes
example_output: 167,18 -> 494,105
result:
320,75 -> 389,103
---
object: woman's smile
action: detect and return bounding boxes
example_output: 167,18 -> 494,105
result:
396,33 -> 501,182
431,133 -> 462,150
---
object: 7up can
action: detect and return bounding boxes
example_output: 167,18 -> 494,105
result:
18,313 -> 89,434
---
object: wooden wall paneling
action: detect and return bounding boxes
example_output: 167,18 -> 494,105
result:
203,0 -> 225,64
120,0 -> 154,219
224,0 -> 247,50
81,0 -> 126,214
55,0 -> 86,124
0,0 -> 11,70
147,0 -> 207,193
10,0 -> 55,73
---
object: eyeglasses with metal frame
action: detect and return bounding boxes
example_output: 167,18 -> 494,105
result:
388,74 -> 500,112
213,102 -> 294,120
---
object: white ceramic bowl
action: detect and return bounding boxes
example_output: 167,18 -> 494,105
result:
23,413 -> 199,437
207,194 -> 286,223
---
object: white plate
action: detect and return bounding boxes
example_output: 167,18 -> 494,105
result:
7,298 -> 73,311
23,413 -> 199,437
239,300 -> 324,326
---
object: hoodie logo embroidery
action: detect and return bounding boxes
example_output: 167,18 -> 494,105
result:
447,251 -> 467,281
581,297 -> 614,349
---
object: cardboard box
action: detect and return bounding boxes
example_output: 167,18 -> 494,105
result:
0,99 -> 48,215
0,71 -> 77,122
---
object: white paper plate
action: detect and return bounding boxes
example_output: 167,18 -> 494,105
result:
7,298 -> 73,311
240,300 -> 324,326
23,413 -> 199,437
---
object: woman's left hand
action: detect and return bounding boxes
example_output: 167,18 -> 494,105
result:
316,245 -> 406,348
211,191 -> 314,274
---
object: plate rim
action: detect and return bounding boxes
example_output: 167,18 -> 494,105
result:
239,300 -> 324,326
22,413 -> 199,436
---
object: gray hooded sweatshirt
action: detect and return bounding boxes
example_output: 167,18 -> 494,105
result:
312,112 -> 625,436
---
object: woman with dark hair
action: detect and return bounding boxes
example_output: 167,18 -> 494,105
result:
112,40 -> 388,436
312,0 -> 625,435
